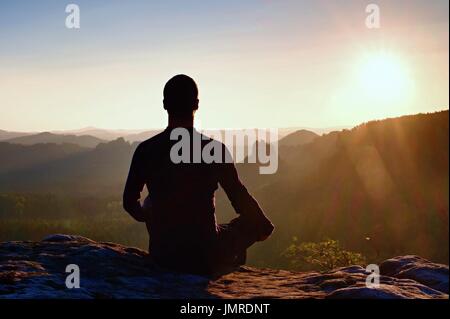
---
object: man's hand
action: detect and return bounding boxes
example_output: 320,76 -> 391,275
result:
129,196 -> 153,222
141,195 -> 153,222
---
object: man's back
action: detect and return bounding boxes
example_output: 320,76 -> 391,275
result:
124,127 -> 270,273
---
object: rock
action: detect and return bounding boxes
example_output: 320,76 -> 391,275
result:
42,234 -> 94,243
380,255 -> 449,294
0,235 -> 448,299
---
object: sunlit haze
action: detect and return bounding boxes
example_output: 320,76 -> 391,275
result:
0,0 -> 448,131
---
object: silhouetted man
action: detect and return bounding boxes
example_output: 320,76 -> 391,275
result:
123,74 -> 274,275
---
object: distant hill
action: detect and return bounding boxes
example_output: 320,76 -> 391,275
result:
279,129 -> 319,147
0,129 -> 34,141
122,130 -> 162,143
0,142 -> 89,175
51,127 -> 148,141
0,138 -> 134,194
6,132 -> 107,148
1,126 -> 343,144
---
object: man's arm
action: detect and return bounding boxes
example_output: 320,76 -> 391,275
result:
218,151 -> 274,241
123,144 -> 147,222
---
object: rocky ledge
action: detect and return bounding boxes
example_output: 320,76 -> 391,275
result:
0,235 -> 448,299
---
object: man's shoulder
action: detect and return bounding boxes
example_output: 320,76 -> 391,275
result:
134,130 -> 169,153
142,129 -> 171,144
136,128 -> 231,153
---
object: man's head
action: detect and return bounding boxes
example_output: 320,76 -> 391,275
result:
163,74 -> 199,117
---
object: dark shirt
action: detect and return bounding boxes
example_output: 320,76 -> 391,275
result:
123,127 -> 273,271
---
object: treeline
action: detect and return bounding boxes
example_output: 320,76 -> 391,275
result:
0,193 -> 149,248
0,193 -> 122,219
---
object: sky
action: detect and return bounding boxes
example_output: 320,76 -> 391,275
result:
0,0 -> 448,131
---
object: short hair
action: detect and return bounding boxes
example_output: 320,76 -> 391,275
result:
163,74 -> 198,116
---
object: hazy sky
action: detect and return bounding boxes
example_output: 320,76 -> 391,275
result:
0,0 -> 448,131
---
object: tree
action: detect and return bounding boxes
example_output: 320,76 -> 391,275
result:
283,238 -> 366,271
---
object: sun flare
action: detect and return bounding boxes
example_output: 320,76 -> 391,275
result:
356,52 -> 412,102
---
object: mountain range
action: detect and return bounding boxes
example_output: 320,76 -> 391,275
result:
0,110 -> 448,266
0,126 -> 346,147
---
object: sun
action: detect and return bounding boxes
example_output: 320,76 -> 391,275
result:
356,52 -> 412,102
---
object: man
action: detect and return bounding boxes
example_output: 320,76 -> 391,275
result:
123,74 -> 274,275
